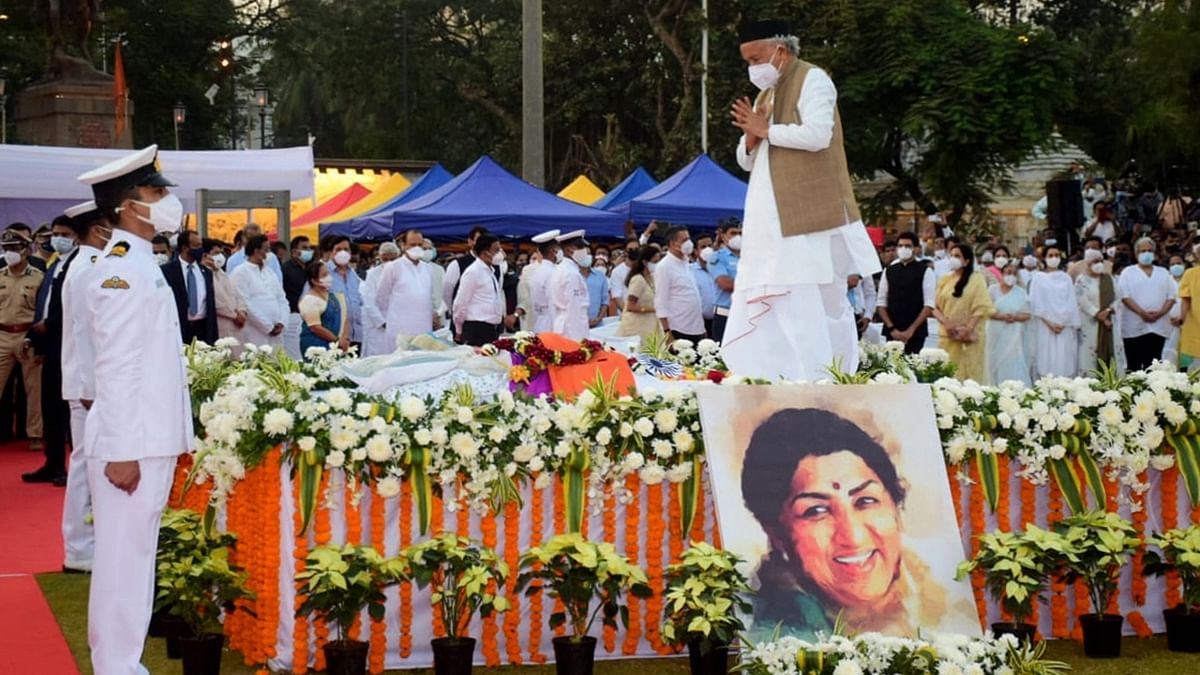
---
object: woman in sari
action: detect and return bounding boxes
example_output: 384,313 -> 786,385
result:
1075,249 -> 1120,375
299,260 -> 350,357
933,244 -> 994,383
616,245 -> 664,341
987,260 -> 1031,385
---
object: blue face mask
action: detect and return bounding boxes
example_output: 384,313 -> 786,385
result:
1138,251 -> 1155,266
1171,264 -> 1186,278
298,249 -> 314,263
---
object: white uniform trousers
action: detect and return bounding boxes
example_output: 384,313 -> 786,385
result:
87,455 -> 177,675
62,401 -> 94,569
283,313 -> 303,360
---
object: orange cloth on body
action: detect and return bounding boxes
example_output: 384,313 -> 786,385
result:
537,332 -> 636,400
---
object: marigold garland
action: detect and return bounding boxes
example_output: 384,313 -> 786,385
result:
1127,610 -> 1153,638
662,484 -> 684,655
1047,480 -> 1068,638
312,471 -> 333,671
966,461 -> 987,629
644,482 -> 666,651
995,457 -> 1011,533
602,492 -> 618,654
491,335 -> 605,378
527,481 -> 546,663
1162,465 -> 1182,608
398,479 -> 413,659
430,491 -> 446,639
292,468 -> 310,674
480,510 -> 501,665
344,479 -> 364,643
1130,473 -> 1148,609
1018,477 -> 1040,637
689,477 -> 706,544
622,475 -> 643,656
1071,578 -> 1090,641
368,488 -> 387,674
502,501 -> 523,665
948,465 -> 964,531
552,476 -> 566,637
256,449 -> 282,666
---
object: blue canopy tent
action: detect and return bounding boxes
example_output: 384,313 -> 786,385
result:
322,164 -> 455,240
618,155 -> 747,229
591,166 -> 658,210
390,156 -> 627,238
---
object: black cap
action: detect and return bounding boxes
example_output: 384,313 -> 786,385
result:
739,19 -> 792,43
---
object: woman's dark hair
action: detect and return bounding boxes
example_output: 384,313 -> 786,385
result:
993,245 -> 1009,259
305,259 -> 326,282
951,243 -> 974,298
742,408 -> 905,527
627,244 -> 659,281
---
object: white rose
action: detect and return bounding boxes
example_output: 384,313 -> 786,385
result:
376,476 -> 402,498
325,450 -> 346,468
296,436 -> 316,452
366,435 -> 393,462
533,472 -> 552,489
399,396 -> 427,421
263,408 -> 294,436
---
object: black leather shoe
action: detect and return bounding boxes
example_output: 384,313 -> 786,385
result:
21,467 -> 58,483
52,474 -> 68,487
61,565 -> 90,575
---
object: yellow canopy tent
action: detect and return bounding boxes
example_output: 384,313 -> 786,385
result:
557,175 -> 605,205
291,172 -> 412,241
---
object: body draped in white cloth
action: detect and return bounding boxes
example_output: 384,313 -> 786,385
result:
722,64 -> 880,381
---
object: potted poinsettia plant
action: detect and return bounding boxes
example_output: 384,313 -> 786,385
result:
516,533 -> 653,675
154,521 -> 252,675
661,542 -> 752,675
956,526 -> 1066,644
1053,510 -> 1140,658
1143,524 -> 1200,652
401,533 -> 510,675
152,508 -> 208,642
296,544 -> 407,675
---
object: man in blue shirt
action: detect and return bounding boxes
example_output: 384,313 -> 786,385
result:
708,221 -> 741,342
226,222 -> 283,282
580,261 -> 610,328
324,234 -> 364,346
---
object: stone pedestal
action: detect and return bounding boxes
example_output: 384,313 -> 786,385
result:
14,78 -> 134,148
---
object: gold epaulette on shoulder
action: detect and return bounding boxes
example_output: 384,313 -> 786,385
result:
107,241 -> 130,258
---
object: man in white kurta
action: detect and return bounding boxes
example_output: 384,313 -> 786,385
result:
230,236 -> 289,349
550,231 -> 592,340
77,145 -> 195,675
360,242 -> 400,356
724,23 -> 880,381
530,249 -> 562,334
59,200 -> 108,573
376,231 -> 440,351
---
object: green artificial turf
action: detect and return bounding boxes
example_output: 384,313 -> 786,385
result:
37,572 -> 1200,674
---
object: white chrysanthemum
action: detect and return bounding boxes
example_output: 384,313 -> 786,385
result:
833,660 -> 864,675
619,422 -> 634,438
263,408 -> 294,436
487,426 -> 507,444
376,476 -> 402,498
873,371 -> 905,385
634,418 -> 655,437
399,396 -> 427,421
456,406 -> 474,424
697,339 -> 719,354
1099,404 -> 1124,427
366,435 -> 393,462
651,439 -> 674,459
325,450 -> 346,468
623,452 -> 645,472
513,443 -> 538,463
1047,444 -> 1067,460
296,436 -> 317,452
325,388 -> 353,411
528,456 -> 546,473
654,409 -> 678,433
639,464 -> 666,485
351,447 -> 368,462
450,432 -> 479,459
672,429 -> 694,453
355,402 -> 374,418
595,427 -> 613,446
330,428 -> 358,451
431,426 -> 449,445
1150,454 -> 1176,471
666,463 -> 692,483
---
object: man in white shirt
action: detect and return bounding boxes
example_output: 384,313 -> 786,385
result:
607,239 -> 638,314
453,234 -> 511,346
550,230 -> 592,340
360,242 -> 400,356
527,230 -> 561,333
655,225 -> 706,342
225,222 -> 283,282
1118,237 -> 1176,371
229,234 -> 289,349
422,238 -> 446,320
375,229 -> 442,352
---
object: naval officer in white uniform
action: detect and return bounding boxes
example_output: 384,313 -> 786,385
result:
550,229 -> 592,340
58,200 -> 112,574
77,145 -> 194,675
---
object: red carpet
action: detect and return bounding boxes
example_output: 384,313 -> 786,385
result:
0,441 -> 81,674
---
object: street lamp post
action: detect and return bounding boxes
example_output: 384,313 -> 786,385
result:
173,102 -> 186,150
254,85 -> 269,148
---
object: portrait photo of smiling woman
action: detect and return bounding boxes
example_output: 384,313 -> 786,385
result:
697,385 -> 980,641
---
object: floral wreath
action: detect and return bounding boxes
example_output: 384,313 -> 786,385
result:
490,333 -> 605,382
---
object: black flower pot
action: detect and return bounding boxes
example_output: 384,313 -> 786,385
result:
552,635 -> 597,675
162,615 -> 193,660
180,632 -> 224,675
991,622 -> 1037,645
686,639 -> 730,675
148,607 -> 170,638
1080,613 -> 1123,658
1164,606 -> 1200,652
432,636 -> 476,675
323,639 -> 369,675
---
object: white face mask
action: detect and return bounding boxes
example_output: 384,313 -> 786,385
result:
314,277 -> 332,289
571,249 -> 592,268
405,246 -> 423,261
1106,247 -> 1117,259
1090,262 -> 1105,275
3,251 -> 23,267
680,240 -> 695,257
211,253 -> 226,269
127,193 -> 184,235
493,250 -> 507,265
948,257 -> 963,271
553,250 -> 564,264
1083,249 -> 1102,263
727,235 -> 742,251
1023,255 -> 1038,269
934,249 -> 947,259
422,248 -> 435,262
51,236 -> 76,255
993,256 -> 1008,269
1002,274 -> 1017,287
699,247 -> 714,263
896,245 -> 914,261
980,252 -> 994,264
154,252 -> 170,266
747,46 -> 783,91
1045,256 -> 1061,269
333,250 -> 351,266
647,262 -> 657,273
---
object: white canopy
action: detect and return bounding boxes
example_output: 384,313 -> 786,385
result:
0,144 -> 315,224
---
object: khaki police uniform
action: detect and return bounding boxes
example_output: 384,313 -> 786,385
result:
0,261 -> 44,440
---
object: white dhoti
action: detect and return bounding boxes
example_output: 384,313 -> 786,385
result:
62,400 -> 94,570
87,455 -> 177,675
722,135 -> 880,381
